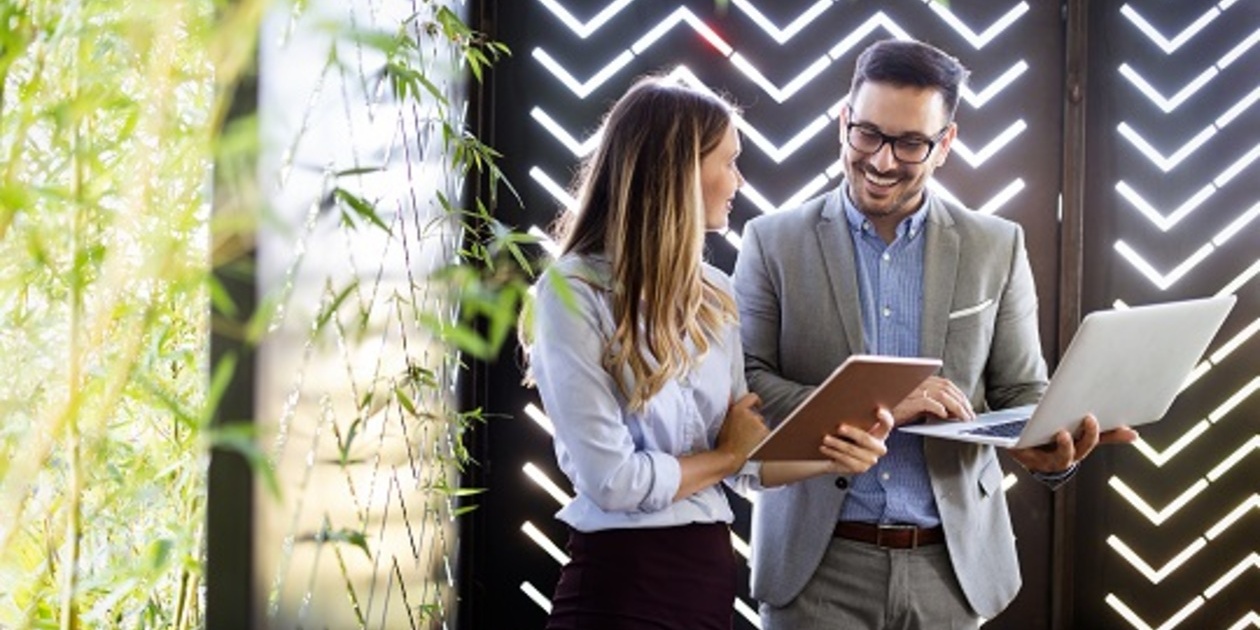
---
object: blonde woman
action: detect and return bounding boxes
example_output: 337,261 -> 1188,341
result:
525,76 -> 894,630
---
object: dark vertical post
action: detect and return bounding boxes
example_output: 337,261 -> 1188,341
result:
1053,0 -> 1089,628
457,1 -> 496,627
205,69 -> 259,630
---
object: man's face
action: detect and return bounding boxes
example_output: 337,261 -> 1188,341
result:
840,81 -> 956,221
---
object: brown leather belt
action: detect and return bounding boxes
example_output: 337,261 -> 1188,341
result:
834,522 -> 944,549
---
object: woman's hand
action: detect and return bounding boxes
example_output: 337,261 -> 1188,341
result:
819,408 -> 894,475
715,393 -> 769,468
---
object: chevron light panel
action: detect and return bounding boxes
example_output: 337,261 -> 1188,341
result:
515,1 -> 1259,628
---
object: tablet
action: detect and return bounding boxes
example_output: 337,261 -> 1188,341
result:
747,355 -> 941,460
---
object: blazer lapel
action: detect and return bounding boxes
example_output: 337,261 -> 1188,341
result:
921,196 -> 959,360
816,189 -> 865,354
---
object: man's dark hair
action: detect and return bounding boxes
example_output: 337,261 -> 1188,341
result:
850,39 -> 971,120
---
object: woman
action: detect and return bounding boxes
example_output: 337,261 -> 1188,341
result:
525,76 -> 893,630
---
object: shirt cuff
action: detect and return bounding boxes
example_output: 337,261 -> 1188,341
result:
639,450 -> 682,512
1031,462 -> 1079,490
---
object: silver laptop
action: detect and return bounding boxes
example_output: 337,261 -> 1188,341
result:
899,295 -> 1236,448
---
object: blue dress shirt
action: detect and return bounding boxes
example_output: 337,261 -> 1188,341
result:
836,190 -> 942,527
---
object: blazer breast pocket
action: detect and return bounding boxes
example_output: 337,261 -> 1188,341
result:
946,297 -> 996,331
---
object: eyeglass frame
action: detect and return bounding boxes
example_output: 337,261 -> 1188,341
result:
843,121 -> 951,164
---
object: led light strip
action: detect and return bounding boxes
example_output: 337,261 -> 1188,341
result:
536,0 -> 636,39
1106,592 -> 1203,630
1118,83 -> 1259,172
1117,123 -> 1216,173
1120,2 -> 1231,54
950,120 -> 1028,167
735,597 -> 762,628
1114,203 -> 1259,290
1137,374 -> 1260,465
962,60 -> 1029,108
1117,29 -> 1257,113
1109,477 -> 1211,525
534,7 -> 1026,108
1112,437 -> 1260,525
923,0 -> 1029,49
1107,534 -> 1208,583
732,0 -> 833,44
1105,552 -> 1258,629
929,179 -> 1026,216
520,581 -> 553,613
1114,182 -> 1214,233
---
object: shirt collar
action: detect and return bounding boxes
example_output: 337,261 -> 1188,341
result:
841,183 -> 929,241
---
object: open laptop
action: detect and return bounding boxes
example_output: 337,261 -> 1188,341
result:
899,295 -> 1236,448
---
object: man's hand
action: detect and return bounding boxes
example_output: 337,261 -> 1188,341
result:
890,376 -> 975,425
1008,414 -> 1139,474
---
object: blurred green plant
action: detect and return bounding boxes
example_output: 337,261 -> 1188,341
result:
0,0 -> 530,628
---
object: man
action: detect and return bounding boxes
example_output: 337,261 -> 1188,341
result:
734,39 -> 1136,628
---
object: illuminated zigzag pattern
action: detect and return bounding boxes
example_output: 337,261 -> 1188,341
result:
527,1 -> 1038,224
514,2 -> 1056,628
1097,2 -> 1259,628
510,2 -> 1258,628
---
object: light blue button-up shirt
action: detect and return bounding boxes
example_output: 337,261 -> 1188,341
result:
529,254 -> 760,532
837,190 -> 942,527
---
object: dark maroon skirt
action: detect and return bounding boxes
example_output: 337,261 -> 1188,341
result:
545,522 -> 737,630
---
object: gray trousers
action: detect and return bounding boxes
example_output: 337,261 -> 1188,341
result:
760,537 -> 982,630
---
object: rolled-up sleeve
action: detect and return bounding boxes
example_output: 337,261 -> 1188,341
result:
530,270 -> 681,514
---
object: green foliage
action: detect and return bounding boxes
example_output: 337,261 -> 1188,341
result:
1,0 -> 532,627
0,0 -> 264,627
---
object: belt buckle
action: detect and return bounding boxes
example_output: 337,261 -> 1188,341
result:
876,524 -> 918,549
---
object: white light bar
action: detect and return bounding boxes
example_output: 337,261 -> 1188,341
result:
1114,181 -> 1213,232
520,580 -> 553,613
1131,421 -> 1210,467
961,61 -> 1029,108
1117,122 -> 1216,172
924,0 -> 1029,49
521,520 -> 569,565
537,0 -> 636,39
828,12 -> 910,59
524,402 -> 555,436
531,107 -> 599,156
733,0 -> 832,44
1119,63 -> 1217,113
1107,533 -> 1207,583
1105,592 -> 1204,630
1109,477 -> 1210,525
950,120 -> 1027,167
529,167 -> 577,210
532,47 -> 634,99
1113,240 -> 1214,291
1120,3 -> 1222,54
523,462 -> 573,507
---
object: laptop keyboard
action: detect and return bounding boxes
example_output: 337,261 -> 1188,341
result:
963,419 -> 1028,439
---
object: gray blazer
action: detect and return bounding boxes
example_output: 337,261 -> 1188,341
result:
734,187 -> 1049,619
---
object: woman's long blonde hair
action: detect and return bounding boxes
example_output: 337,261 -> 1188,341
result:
556,77 -> 739,410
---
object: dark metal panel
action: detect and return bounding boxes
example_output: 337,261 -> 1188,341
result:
1074,1 -> 1260,628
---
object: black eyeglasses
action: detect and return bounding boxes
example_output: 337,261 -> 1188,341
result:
845,122 -> 950,164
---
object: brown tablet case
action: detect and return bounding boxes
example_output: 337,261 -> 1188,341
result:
748,355 -> 941,460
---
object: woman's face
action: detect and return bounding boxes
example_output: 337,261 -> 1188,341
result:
700,123 -> 744,231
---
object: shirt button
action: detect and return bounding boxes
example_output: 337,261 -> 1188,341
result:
881,472 -> 891,481
834,477 -> 849,490
882,306 -> 892,318
881,252 -> 891,262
